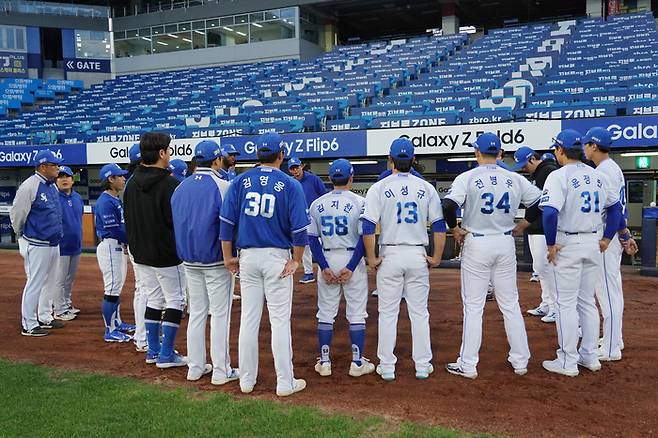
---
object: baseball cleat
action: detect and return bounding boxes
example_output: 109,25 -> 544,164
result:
415,364 -> 434,379
156,353 -> 187,369
104,329 -> 132,343
21,327 -> 49,337
445,363 -> 477,379
597,347 -> 622,362
39,320 -> 64,329
211,368 -> 240,386
530,273 -> 540,282
68,306 -> 81,315
514,367 -> 528,376
240,385 -> 254,394
599,338 -> 624,351
145,352 -> 159,364
526,306 -> 548,317
54,311 -> 76,321
577,358 -> 602,372
349,358 -> 375,377
134,342 -> 148,353
276,378 -> 307,397
117,322 -> 136,333
314,360 -> 332,377
187,364 -> 213,381
375,365 -> 395,381
542,359 -> 579,377
299,273 -> 315,284
541,312 -> 556,323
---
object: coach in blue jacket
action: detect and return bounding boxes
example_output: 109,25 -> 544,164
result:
288,157 -> 326,284
171,140 -> 239,385
53,166 -> 83,321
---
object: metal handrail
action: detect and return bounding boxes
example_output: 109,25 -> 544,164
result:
1,0 -> 110,18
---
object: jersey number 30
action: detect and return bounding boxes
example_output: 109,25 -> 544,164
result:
481,192 -> 511,214
245,192 -> 275,218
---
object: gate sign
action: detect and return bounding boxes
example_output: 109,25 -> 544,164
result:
64,58 -> 111,74
0,52 -> 28,78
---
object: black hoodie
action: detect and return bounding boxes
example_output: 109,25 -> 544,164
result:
124,165 -> 181,267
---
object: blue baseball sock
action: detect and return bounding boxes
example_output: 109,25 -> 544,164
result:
160,308 -> 183,359
318,322 -> 333,364
144,306 -> 162,355
349,323 -> 366,366
102,295 -> 118,332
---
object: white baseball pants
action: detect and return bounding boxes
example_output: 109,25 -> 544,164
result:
185,265 -> 235,380
528,234 -> 556,313
238,247 -> 296,394
96,239 -> 127,297
139,263 -> 186,311
19,238 -> 59,329
457,234 -> 530,373
596,235 -> 624,358
549,233 -> 600,370
302,245 -> 314,275
53,254 -> 81,315
317,250 -> 368,324
129,250 -> 147,348
376,245 -> 432,374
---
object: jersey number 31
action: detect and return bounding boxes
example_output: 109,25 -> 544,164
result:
245,192 -> 276,218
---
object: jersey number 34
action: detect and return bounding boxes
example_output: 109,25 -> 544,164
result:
481,192 -> 511,214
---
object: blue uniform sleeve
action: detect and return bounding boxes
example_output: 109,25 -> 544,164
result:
432,219 -> 447,233
292,229 -> 309,246
377,169 -> 391,181
219,179 -> 239,226
346,236 -> 365,271
309,235 -> 329,270
542,206 -> 559,246
289,179 -> 311,234
604,201 -> 623,240
362,218 -> 376,235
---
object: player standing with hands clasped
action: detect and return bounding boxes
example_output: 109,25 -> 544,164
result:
362,138 -> 446,381
443,133 -> 541,379
308,159 -> 374,377
539,129 -> 623,377
220,132 -> 310,397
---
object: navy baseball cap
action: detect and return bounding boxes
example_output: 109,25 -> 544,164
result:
58,166 -> 74,177
389,137 -> 414,160
329,159 -> 353,180
100,163 -> 128,182
541,152 -> 556,162
194,140 -> 222,161
288,157 -> 302,169
222,143 -> 241,156
33,149 -> 63,166
169,159 -> 187,179
511,146 -> 536,171
582,127 -> 613,151
129,143 -> 141,163
257,132 -> 284,154
470,132 -> 501,155
550,129 -> 583,150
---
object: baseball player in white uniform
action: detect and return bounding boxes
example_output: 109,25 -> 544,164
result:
442,133 -> 541,379
308,159 -> 374,377
220,132 -> 310,397
11,149 -> 65,336
539,129 -> 622,377
583,127 -> 638,362
362,138 -> 446,381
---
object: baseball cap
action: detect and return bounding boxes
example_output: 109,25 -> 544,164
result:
541,152 -> 556,162
389,137 -> 414,160
582,127 -> 613,150
222,143 -> 241,156
168,159 -> 187,180
129,143 -> 141,163
58,166 -> 74,177
470,132 -> 502,155
550,129 -> 583,150
100,163 -> 128,182
511,146 -> 536,171
33,149 -> 63,166
496,160 -> 513,171
288,157 -> 302,169
194,140 -> 222,161
329,159 -> 353,181
257,132 -> 284,154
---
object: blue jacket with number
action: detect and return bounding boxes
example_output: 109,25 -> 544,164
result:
10,173 -> 63,246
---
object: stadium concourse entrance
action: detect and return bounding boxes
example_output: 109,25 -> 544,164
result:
40,27 -> 63,71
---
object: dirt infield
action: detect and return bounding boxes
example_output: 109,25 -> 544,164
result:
1,250 -> 656,437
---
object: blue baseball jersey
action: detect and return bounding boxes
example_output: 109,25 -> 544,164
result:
297,170 -> 327,207
94,191 -> 127,244
218,168 -> 237,181
220,166 -> 310,249
58,190 -> 84,256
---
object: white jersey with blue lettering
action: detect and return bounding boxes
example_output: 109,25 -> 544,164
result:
596,157 -> 626,219
362,173 -> 443,245
308,190 -> 364,250
539,162 -> 618,233
446,165 -> 541,235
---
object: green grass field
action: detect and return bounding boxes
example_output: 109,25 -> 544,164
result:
0,360 -> 483,437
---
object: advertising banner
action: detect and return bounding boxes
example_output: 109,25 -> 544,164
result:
0,52 -> 28,78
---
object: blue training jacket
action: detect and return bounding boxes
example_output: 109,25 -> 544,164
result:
171,168 -> 231,266
297,170 -> 327,207
10,173 -> 63,247
58,190 -> 83,256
